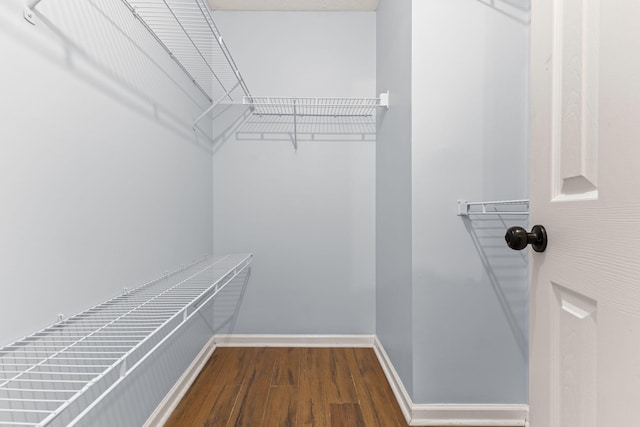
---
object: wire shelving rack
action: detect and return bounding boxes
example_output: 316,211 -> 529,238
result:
243,92 -> 389,150
244,94 -> 388,117
0,253 -> 252,426
24,0 -> 252,131
24,0 -> 390,145
457,199 -> 530,216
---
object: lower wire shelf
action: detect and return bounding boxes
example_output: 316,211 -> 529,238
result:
0,253 -> 252,427
457,199 -> 529,216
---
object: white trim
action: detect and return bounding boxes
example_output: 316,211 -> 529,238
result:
372,337 -> 529,426
143,337 -> 217,427
410,405 -> 529,426
214,334 -> 376,348
372,336 -> 413,423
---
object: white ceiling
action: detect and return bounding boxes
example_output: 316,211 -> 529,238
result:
208,0 -> 378,11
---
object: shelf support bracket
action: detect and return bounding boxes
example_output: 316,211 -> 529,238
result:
24,0 -> 43,24
193,80 -> 241,131
379,91 -> 390,109
292,99 -> 298,152
457,200 -> 471,216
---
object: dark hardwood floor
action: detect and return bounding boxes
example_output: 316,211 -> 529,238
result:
165,347 -> 513,427
165,347 -> 406,427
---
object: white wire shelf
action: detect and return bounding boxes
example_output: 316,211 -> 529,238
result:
243,92 -> 389,150
25,0 -> 251,125
457,199 -> 530,216
244,92 -> 389,117
121,0 -> 250,103
0,253 -> 252,426
24,0 -> 389,143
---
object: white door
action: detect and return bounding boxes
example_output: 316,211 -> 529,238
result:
530,0 -> 640,426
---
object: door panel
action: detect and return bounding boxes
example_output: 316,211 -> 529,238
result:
552,0 -> 599,200
552,283 -> 597,427
530,0 -> 640,426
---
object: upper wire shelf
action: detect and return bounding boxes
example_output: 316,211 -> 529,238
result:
0,253 -> 252,426
25,0 -> 251,126
243,92 -> 389,151
457,199 -> 529,216
24,0 -> 391,148
125,0 -> 250,101
244,92 -> 389,117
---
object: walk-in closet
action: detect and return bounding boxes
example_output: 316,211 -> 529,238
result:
2,0 -> 535,425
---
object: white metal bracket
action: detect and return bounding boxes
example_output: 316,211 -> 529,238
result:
23,6 -> 36,24
24,0 -> 42,24
379,91 -> 390,108
193,80 -> 241,131
457,200 -> 471,216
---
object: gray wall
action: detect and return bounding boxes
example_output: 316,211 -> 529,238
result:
410,0 -> 530,403
0,0 -> 213,353
376,0 -> 529,404
211,12 -> 376,334
376,0 -> 414,397
0,0 -> 220,423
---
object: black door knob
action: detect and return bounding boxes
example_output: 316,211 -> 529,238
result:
505,225 -> 547,252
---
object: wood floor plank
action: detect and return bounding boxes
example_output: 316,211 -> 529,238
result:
217,347 -> 261,386
347,348 -> 407,427
272,347 -> 301,386
297,348 -> 330,427
203,384 -> 242,427
356,348 -> 409,425
227,349 -> 278,427
262,385 -> 298,427
325,348 -> 358,403
165,348 -> 231,427
312,347 -> 353,403
330,403 -> 366,427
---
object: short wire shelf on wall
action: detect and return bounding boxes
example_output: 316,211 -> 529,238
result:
244,94 -> 389,117
0,253 -> 252,427
457,199 -> 530,217
24,0 -> 252,134
243,92 -> 389,150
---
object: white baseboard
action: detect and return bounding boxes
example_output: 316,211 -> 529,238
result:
214,334 -> 376,348
372,336 -> 414,423
143,336 -> 217,427
149,334 -> 528,427
372,336 -> 529,426
410,405 -> 529,426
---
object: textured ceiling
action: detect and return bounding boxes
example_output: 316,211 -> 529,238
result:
208,0 -> 378,11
